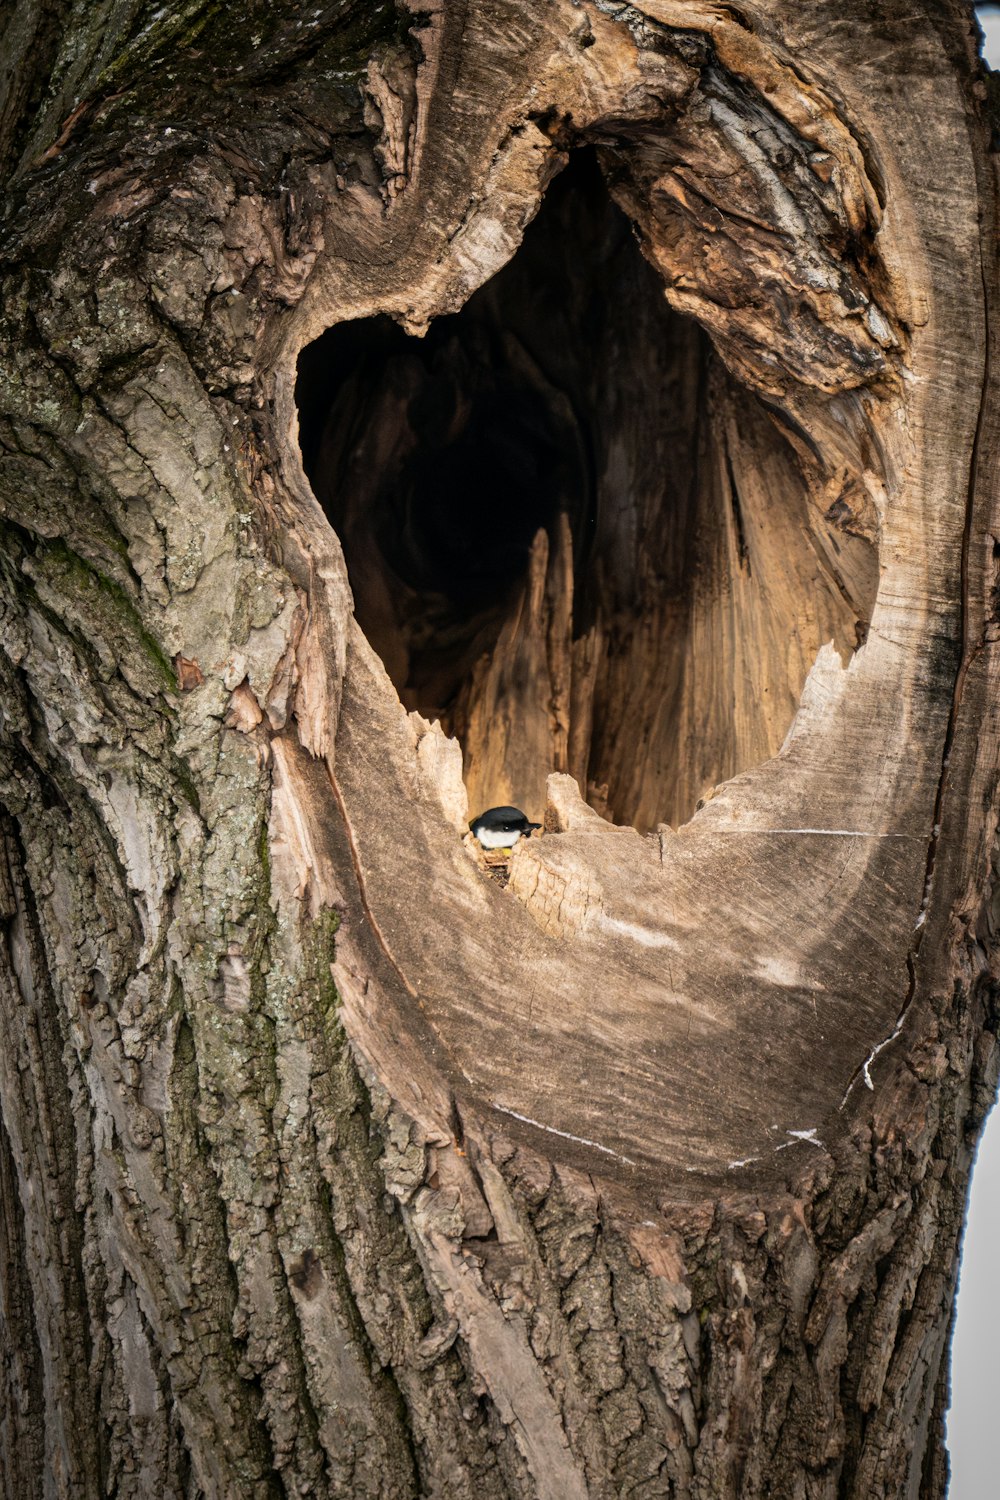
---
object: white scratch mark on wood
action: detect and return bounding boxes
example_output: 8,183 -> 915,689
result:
493,1106 -> 637,1166
842,1015 -> 906,1103
596,914 -> 681,948
776,1127 -> 825,1151
712,828 -> 917,838
786,1127 -> 824,1146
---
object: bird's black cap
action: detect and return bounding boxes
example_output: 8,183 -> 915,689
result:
469,805 -> 542,834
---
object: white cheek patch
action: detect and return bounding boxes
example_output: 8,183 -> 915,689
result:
477,827 -> 521,849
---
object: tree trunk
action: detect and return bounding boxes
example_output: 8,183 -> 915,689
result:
1,1 -> 998,1496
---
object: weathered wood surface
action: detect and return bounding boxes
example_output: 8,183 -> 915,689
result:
0,1 -> 998,1497
286,0 -> 986,1178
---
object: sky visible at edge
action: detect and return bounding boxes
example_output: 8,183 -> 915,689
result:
948,18 -> 999,1497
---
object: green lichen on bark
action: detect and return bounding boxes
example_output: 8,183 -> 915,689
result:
7,0 -> 409,183
25,531 -> 177,689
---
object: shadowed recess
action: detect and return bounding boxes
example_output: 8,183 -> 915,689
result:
297,149 -> 876,831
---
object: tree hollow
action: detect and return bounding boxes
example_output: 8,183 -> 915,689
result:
297,149 -> 877,831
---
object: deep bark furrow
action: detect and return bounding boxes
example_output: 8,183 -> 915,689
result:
0,1100 -> 44,1499
0,815 -> 103,1496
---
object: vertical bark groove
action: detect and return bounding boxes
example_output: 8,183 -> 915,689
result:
0,1101 -> 45,1500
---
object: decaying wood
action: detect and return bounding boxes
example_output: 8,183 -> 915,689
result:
303,141 -> 873,832
0,1 -> 998,1497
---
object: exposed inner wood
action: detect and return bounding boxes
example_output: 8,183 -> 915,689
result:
279,1 -> 965,1184
297,151 -> 877,830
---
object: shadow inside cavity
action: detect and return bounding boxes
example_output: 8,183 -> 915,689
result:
297,148 -> 872,831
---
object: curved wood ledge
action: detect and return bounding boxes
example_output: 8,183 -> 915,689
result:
273,0 -> 984,1187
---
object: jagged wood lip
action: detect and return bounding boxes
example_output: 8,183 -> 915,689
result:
268,1 -> 985,1186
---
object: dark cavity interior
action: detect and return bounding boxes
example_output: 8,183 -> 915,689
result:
296,149 -> 874,831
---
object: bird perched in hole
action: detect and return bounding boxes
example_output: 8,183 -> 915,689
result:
469,805 -> 541,850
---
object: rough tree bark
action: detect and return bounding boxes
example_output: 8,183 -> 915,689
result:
0,1 -> 998,1496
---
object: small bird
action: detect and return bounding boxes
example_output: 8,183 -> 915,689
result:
469,805 -> 542,850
